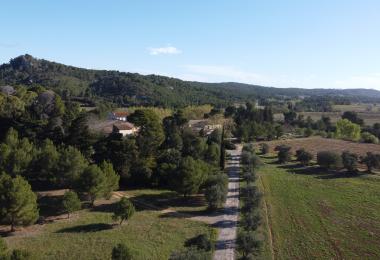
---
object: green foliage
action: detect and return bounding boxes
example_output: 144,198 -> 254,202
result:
341,151 -> 358,173
111,243 -> 132,260
342,111 -> 364,126
0,128 -> 35,177
112,197 -> 135,225
295,149 -> 313,165
76,165 -> 106,205
173,157 -> 208,197
184,234 -> 212,251
317,151 -> 342,170
204,173 -> 228,210
236,231 -> 262,258
205,143 -> 220,166
362,152 -> 380,173
0,174 -> 39,231
129,109 -> 164,158
32,139 -> 60,184
57,146 -> 88,188
276,145 -> 292,164
62,191 -> 81,218
361,132 -> 379,144
99,161 -> 119,199
335,119 -> 361,141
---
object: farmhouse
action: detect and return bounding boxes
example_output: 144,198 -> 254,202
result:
109,111 -> 129,121
112,122 -> 139,136
188,119 -> 222,135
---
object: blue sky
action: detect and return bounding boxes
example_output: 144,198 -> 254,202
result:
1,0 -> 380,90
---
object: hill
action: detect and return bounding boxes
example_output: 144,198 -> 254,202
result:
1,54 -> 380,107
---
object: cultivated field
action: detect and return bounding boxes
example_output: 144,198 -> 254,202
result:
260,136 -> 380,157
4,189 -> 215,260
274,111 -> 380,126
258,155 -> 380,259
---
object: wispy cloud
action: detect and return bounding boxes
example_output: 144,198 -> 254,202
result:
334,73 -> 380,89
184,65 -> 264,83
148,45 -> 182,55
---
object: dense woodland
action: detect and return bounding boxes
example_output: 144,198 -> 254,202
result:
1,55 -> 380,109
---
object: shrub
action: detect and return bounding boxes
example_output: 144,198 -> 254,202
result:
204,174 -> 228,210
361,132 -> 379,144
362,152 -> 380,173
185,234 -> 212,251
304,127 -> 313,137
260,143 -> 269,155
223,140 -> 236,150
241,152 -> 262,169
236,231 -> 262,258
112,197 -> 135,225
295,149 -> 313,165
276,145 -> 292,164
341,151 -> 358,173
243,171 -> 257,184
112,243 -> 132,260
317,151 -> 342,170
242,143 -> 255,153
241,211 -> 261,231
335,119 -> 361,141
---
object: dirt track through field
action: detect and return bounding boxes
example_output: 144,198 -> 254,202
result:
259,175 -> 275,260
213,145 -> 241,260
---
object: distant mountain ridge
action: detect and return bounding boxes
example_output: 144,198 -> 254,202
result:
1,54 -> 379,107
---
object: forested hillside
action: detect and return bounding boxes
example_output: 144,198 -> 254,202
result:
1,54 -> 380,108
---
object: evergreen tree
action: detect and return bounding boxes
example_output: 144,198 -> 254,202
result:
62,190 -> 81,218
0,174 -> 39,232
112,197 -> 135,225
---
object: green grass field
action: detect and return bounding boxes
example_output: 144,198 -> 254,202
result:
5,190 -> 215,260
258,155 -> 380,259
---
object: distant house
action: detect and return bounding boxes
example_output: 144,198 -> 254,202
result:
109,111 -> 129,122
112,122 -> 139,136
188,119 -> 222,135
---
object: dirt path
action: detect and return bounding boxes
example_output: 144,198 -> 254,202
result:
213,145 -> 241,260
259,175 -> 275,260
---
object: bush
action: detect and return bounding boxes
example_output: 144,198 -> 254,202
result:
223,140 -> 236,150
185,234 -> 212,251
241,152 -> 262,169
112,197 -> 135,225
304,127 -> 313,137
0,237 -> 7,257
295,149 -> 313,165
277,145 -> 292,164
241,211 -> 261,231
112,243 -> 132,260
361,132 -> 379,144
236,231 -> 262,258
260,143 -> 269,155
242,143 -> 255,154
317,151 -> 342,170
243,170 -> 257,184
204,174 -> 228,210
341,151 -> 358,173
362,152 -> 380,173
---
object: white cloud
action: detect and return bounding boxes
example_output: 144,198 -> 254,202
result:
334,73 -> 380,89
148,45 -> 182,55
183,65 -> 265,83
